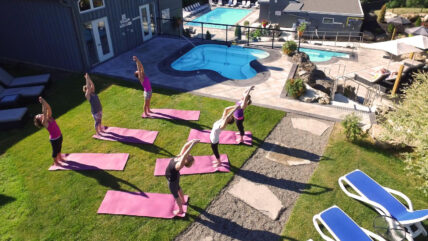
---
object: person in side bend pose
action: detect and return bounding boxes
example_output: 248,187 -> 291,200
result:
34,97 -> 64,166
165,139 -> 200,216
210,105 -> 239,167
133,56 -> 153,117
83,73 -> 104,135
234,86 -> 254,143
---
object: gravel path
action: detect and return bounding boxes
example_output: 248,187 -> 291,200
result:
175,114 -> 334,241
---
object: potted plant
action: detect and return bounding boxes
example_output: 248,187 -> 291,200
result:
235,25 -> 242,40
282,40 -> 297,56
297,22 -> 307,37
205,30 -> 212,40
285,78 -> 306,98
261,19 -> 268,28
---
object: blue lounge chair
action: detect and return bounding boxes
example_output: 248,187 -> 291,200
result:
313,206 -> 386,241
339,169 -> 428,240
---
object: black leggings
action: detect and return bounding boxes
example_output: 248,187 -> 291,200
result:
211,143 -> 220,160
236,119 -> 245,136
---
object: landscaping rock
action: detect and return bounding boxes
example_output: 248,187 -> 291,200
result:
376,33 -> 388,42
424,15 -> 428,22
363,31 -> 375,41
291,52 -> 311,64
299,84 -> 331,104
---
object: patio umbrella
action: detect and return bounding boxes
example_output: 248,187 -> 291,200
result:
386,16 -> 411,25
396,35 -> 428,49
405,26 -> 428,36
361,40 -> 422,56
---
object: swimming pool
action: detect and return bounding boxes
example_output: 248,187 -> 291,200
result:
187,8 -> 252,29
171,44 -> 269,80
300,48 -> 350,62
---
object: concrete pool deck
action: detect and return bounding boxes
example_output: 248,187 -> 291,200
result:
91,36 -> 373,125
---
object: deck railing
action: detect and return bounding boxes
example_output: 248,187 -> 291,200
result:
157,17 -> 363,49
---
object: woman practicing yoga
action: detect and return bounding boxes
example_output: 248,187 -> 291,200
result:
234,86 -> 254,143
83,73 -> 104,135
210,105 -> 239,167
133,56 -> 152,117
165,139 -> 200,215
34,97 -> 64,166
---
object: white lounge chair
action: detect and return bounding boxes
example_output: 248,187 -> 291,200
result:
0,68 -> 50,88
240,1 -> 247,8
313,206 -> 386,241
227,0 -> 233,6
244,0 -> 251,8
210,0 -> 217,6
339,169 -> 428,240
218,0 -> 223,6
231,0 -> 238,7
253,1 -> 259,8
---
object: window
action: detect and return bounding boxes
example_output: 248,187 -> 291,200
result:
322,18 -> 334,24
78,0 -> 104,13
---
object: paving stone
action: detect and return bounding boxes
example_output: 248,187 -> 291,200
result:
291,117 -> 330,136
228,178 -> 283,220
265,142 -> 312,166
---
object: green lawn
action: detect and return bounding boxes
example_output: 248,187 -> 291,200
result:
0,74 -> 284,241
282,125 -> 428,241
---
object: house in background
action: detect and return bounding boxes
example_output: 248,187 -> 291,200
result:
259,0 -> 364,32
0,0 -> 182,72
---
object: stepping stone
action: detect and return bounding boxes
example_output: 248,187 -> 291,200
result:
265,142 -> 312,166
228,178 -> 283,220
291,118 -> 330,136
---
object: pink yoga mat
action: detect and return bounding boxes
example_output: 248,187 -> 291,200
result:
48,153 -> 129,171
154,154 -> 230,176
93,126 -> 158,144
142,109 -> 200,121
187,129 -> 252,145
97,190 -> 189,218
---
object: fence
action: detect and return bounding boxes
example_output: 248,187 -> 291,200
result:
158,17 -> 363,49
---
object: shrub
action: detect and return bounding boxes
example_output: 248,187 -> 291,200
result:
377,4 -> 387,23
341,113 -> 364,142
183,28 -> 191,37
414,16 -> 422,27
252,28 -> 262,38
235,25 -> 242,40
387,0 -> 405,8
282,40 -> 297,56
387,23 -> 395,33
380,72 -> 428,194
205,30 -> 212,40
285,78 -> 306,98
243,21 -> 250,26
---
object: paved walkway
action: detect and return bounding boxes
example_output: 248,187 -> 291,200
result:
175,114 -> 334,241
91,36 -> 374,125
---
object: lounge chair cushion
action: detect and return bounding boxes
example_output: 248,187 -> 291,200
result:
0,68 -> 50,87
0,85 -> 44,99
346,170 -> 409,221
320,207 -> 372,241
0,107 -> 27,123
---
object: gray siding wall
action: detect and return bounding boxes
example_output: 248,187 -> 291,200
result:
280,12 -> 362,32
0,0 -> 83,71
74,0 -> 181,69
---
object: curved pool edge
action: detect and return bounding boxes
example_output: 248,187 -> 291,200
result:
299,45 -> 358,65
157,41 -> 282,87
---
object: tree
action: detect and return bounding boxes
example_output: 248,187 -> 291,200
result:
380,72 -> 428,194
377,4 -> 387,23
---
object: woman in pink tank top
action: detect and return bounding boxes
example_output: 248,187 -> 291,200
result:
133,56 -> 153,117
234,86 -> 254,143
34,97 -> 64,166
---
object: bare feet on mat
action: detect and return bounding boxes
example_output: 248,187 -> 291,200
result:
173,209 -> 184,216
213,161 -> 221,168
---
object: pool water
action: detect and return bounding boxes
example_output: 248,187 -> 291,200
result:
187,8 -> 252,29
171,44 -> 269,80
300,47 -> 350,62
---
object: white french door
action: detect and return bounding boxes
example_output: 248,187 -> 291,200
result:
139,4 -> 152,41
91,17 -> 114,62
